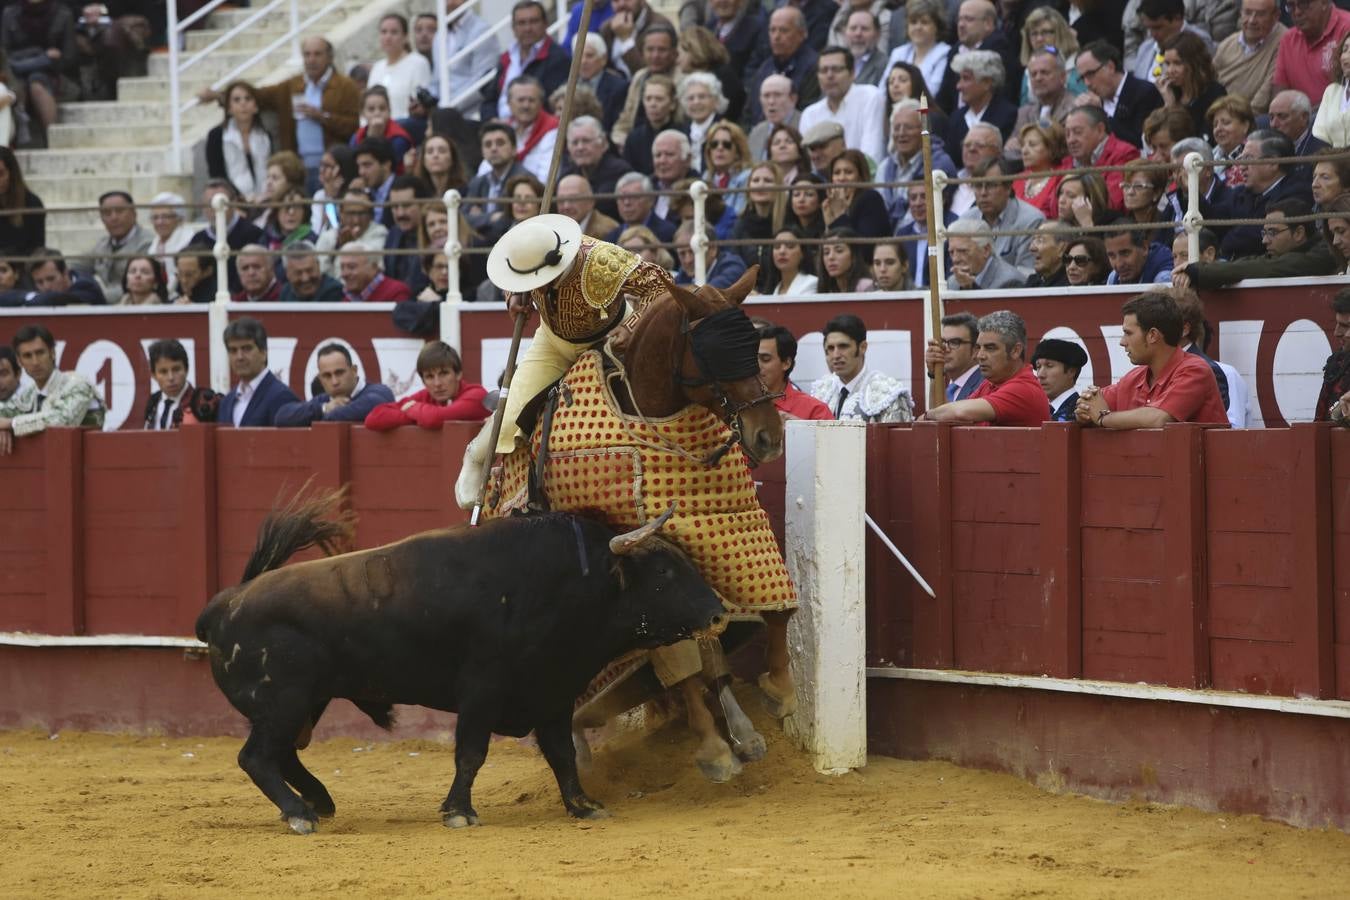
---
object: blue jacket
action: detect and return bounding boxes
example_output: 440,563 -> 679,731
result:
273,382 -> 396,427
1107,242 -> 1174,285
218,370 -> 300,427
675,250 -> 747,290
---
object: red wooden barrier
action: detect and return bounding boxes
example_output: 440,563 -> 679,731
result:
1,422 -> 1346,703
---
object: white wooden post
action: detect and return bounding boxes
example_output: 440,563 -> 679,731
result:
783,418 -> 867,775
209,193 -> 232,393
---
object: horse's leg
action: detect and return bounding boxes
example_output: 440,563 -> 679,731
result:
697,639 -> 766,763
758,609 -> 798,719
679,675 -> 742,783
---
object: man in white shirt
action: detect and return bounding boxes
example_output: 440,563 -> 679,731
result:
218,318 -> 299,428
798,46 -> 886,163
809,313 -> 913,422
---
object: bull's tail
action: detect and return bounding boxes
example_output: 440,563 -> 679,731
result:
241,480 -> 358,584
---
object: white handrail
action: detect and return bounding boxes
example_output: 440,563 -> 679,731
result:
444,17 -> 566,112
435,0 -> 484,106
181,0 -> 287,74
689,181 -> 708,284
177,0 -> 231,34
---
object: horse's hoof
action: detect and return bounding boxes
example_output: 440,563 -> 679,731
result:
696,752 -> 743,783
286,816 -> 317,835
442,813 -> 479,829
758,673 -> 798,719
733,731 -> 767,763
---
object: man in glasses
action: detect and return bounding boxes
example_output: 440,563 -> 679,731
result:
1075,40 -> 1163,149
1213,0 -> 1286,115
917,310 -> 1048,426
1173,198 -> 1337,288
1220,129 -> 1314,259
1273,0 -> 1350,103
922,312 -> 984,402
799,46 -> 886,163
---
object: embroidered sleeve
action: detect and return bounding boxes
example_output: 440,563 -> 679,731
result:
12,376 -> 105,437
620,258 -> 674,312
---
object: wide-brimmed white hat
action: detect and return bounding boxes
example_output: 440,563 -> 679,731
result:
486,214 -> 584,293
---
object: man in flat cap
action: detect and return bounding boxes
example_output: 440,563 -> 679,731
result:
1031,338 -> 1089,422
802,121 -> 846,180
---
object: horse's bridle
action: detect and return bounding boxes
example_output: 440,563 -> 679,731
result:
675,307 -> 782,466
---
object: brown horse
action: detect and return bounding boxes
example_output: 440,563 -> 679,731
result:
489,264 -> 798,782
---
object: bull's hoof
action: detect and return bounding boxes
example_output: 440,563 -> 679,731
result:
575,806 -> 611,820
758,672 -> 798,719
696,751 -> 743,783
308,798 -> 336,819
442,812 -> 480,829
286,815 -> 317,835
731,731 -> 767,763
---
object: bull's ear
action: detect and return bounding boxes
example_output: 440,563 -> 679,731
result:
610,503 -> 677,555
724,265 -> 758,307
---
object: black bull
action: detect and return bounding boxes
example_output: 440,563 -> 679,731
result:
195,494 -> 725,834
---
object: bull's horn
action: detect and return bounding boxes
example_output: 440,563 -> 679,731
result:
609,503 -> 677,555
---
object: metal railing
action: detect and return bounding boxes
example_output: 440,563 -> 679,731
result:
440,0 -> 569,112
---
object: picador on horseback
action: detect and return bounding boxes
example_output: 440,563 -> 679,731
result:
455,213 -> 802,782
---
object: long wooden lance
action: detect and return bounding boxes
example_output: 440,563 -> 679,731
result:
471,0 -> 597,526
919,93 -> 946,410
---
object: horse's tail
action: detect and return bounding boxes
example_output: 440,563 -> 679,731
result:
241,480 -> 357,584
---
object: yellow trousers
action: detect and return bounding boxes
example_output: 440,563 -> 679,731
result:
495,322 -> 591,454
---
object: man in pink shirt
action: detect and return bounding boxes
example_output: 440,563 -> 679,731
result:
1273,0 -> 1350,101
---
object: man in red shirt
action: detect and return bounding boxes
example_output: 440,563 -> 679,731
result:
758,325 -> 833,421
1076,291 -> 1228,428
918,310 -> 1049,426
1272,0 -> 1350,102
338,247 -> 412,302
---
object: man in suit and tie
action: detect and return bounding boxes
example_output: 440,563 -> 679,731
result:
1221,129 -> 1315,259
217,318 -> 300,428
1076,40 -> 1163,149
143,339 -> 219,430
924,312 -> 985,403
1032,339 -> 1088,422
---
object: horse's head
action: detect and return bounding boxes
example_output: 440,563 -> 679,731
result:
663,266 -> 784,465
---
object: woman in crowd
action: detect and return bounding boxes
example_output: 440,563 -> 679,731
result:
1314,34 -> 1350,149
418,249 -> 450,301
886,0 -> 949,109
119,255 -> 168,305
766,225 -> 818,295
205,80 -> 273,205
733,161 -> 787,291
0,256 -> 22,292
1312,152 -> 1350,211
311,144 -> 358,235
261,188 -> 314,259
0,0 -> 75,143
1017,8 -> 1082,105
786,172 -> 827,240
1014,121 -> 1065,220
678,25 -> 744,124
147,192 -> 194,289
623,74 -> 683,175
618,224 -> 675,271
818,227 -> 873,293
703,120 -> 752,221
253,150 -> 305,225
1158,33 -> 1225,142
767,123 -> 807,184
883,61 -> 944,141
476,172 -> 544,246
1120,158 -> 1173,247
0,146 -> 42,253
1142,106 -> 1196,164
367,13 -> 431,120
1322,192 -> 1350,274
823,149 -> 889,238
414,133 -> 468,198
1206,95 -> 1252,187
678,71 -> 727,175
1062,236 -> 1109,286
351,86 -> 414,172
1057,173 -> 1112,227
171,249 -> 215,303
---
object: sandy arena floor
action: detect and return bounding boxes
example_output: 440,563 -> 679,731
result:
2,700 -> 1348,899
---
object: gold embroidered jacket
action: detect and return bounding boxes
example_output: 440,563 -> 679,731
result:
530,236 -> 672,344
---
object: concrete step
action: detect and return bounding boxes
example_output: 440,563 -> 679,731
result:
148,47 -> 292,81
15,146 -> 171,177
118,75 -> 219,103
26,173 -> 195,206
58,100 -> 217,128
183,26 -> 296,54
208,4 -> 361,32
47,123 -> 181,150
40,225 -> 106,252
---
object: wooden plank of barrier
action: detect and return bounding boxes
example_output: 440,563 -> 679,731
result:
308,422 -> 352,492
909,422 -> 954,668
1162,424 -> 1209,689
179,424 -> 219,619
44,429 -> 84,635
1040,423 -> 1083,679
1290,423 -> 1334,699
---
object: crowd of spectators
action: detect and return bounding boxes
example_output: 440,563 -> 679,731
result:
2,0 -> 1350,438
